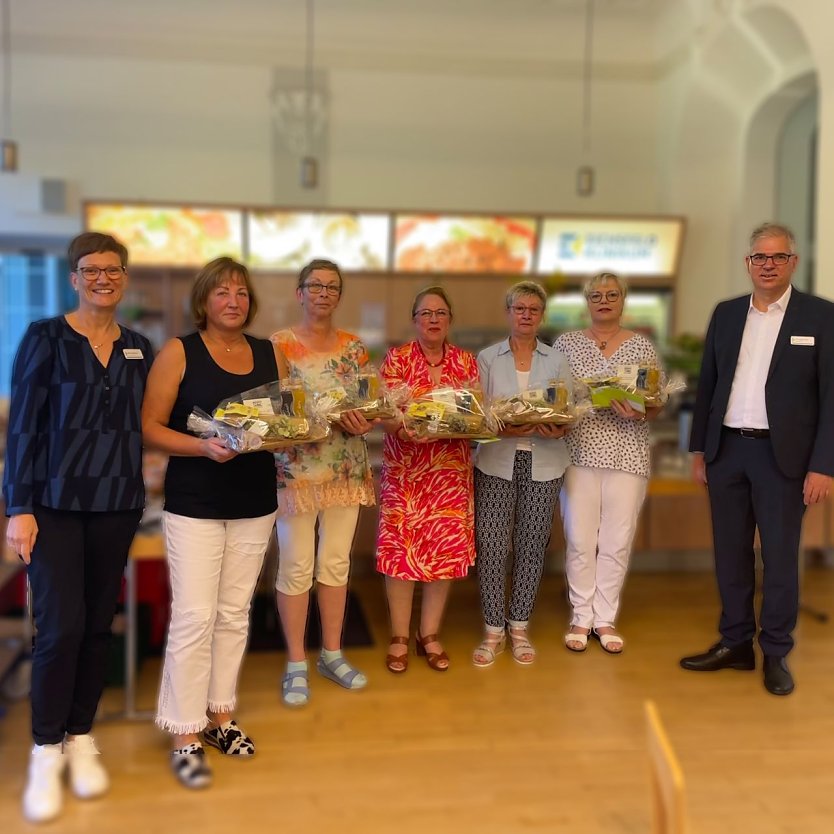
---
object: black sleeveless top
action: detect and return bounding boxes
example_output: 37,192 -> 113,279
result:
164,332 -> 279,520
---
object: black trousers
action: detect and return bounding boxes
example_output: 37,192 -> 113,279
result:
706,431 -> 805,657
28,505 -> 143,745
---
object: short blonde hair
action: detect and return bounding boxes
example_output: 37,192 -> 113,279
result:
505,280 -> 547,310
582,271 -> 628,300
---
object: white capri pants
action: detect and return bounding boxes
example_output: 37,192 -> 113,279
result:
275,505 -> 361,595
560,466 -> 648,630
155,510 -> 276,734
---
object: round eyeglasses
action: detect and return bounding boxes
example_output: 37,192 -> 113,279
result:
509,305 -> 544,316
587,290 -> 622,304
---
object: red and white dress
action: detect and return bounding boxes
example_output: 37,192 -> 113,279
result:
375,341 -> 479,581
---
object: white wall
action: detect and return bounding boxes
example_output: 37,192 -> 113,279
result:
658,0 -> 824,334
3,56 -> 662,215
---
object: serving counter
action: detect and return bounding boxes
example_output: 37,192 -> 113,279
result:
351,469 -> 832,559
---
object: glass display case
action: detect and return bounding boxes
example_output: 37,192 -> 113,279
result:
544,289 -> 672,347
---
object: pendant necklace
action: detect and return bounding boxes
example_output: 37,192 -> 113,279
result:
419,342 -> 445,368
510,339 -> 533,369
209,334 -> 245,353
590,328 -> 620,350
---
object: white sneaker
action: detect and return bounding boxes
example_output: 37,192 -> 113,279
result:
22,743 -> 65,823
64,734 -> 110,799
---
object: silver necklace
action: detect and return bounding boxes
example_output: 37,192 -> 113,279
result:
209,335 -> 245,352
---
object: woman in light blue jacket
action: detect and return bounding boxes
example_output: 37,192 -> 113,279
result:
472,281 -> 571,666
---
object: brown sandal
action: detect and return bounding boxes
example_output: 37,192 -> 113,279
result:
385,636 -> 409,673
415,632 -> 449,672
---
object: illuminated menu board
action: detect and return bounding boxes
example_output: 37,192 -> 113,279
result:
537,217 -> 683,277
394,214 -> 537,273
248,211 -> 390,270
85,204 -> 244,266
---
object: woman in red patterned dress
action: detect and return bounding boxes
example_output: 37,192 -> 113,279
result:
376,287 -> 479,673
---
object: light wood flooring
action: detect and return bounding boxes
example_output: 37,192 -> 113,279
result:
2,570 -> 834,833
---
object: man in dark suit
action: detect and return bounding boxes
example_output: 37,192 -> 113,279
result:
681,222 -> 834,696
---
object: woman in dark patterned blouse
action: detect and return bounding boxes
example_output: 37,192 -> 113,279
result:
553,272 -> 662,655
3,232 -> 153,824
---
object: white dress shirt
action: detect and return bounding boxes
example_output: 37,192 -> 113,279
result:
724,286 -> 792,429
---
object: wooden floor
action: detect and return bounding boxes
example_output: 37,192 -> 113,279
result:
2,570 -> 834,833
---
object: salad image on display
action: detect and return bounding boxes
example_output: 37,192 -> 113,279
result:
394,215 -> 537,273
86,204 -> 243,266
248,211 -> 390,270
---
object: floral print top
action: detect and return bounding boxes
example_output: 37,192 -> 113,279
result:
270,328 -> 376,516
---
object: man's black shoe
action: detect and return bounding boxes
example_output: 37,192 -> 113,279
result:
763,655 -> 794,696
679,641 -> 755,672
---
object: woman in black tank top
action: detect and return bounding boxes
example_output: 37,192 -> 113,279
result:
142,258 -> 289,789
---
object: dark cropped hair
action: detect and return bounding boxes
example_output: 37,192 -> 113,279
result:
68,232 -> 128,271
191,257 -> 258,330
411,285 -> 454,319
297,258 -> 343,292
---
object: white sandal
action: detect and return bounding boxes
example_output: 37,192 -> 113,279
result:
564,629 -> 590,653
593,628 -> 625,654
472,628 -> 506,668
507,624 -> 536,665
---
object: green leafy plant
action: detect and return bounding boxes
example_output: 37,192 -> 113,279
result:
664,333 -> 704,380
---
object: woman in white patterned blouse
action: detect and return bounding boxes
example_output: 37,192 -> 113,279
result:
553,272 -> 662,654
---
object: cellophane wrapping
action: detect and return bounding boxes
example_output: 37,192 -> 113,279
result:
402,383 -> 498,440
186,379 -> 330,452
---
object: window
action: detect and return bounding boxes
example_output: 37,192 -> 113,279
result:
0,253 -> 69,396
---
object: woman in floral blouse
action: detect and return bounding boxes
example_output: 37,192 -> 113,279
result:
270,259 -> 376,706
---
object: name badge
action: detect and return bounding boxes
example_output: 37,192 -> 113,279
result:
790,336 -> 815,346
123,348 -> 144,359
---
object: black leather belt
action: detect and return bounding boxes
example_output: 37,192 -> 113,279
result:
723,426 -> 770,439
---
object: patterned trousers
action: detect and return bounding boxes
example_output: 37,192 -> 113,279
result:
474,451 -> 563,628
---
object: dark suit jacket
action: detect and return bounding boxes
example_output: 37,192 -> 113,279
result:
689,287 -> 834,479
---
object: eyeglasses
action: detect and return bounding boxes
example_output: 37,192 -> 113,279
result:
415,309 -> 450,321
509,305 -> 544,316
303,281 -> 341,296
748,253 -> 795,267
77,266 -> 126,281
587,290 -> 622,304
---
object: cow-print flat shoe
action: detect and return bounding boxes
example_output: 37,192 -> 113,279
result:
203,720 -> 255,756
170,743 -> 212,789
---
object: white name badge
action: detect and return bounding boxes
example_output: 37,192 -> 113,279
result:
123,348 -> 144,359
790,336 -> 815,346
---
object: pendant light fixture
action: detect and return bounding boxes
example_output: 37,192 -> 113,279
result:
1,0 -> 17,173
577,0 -> 595,197
300,0 -> 318,189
